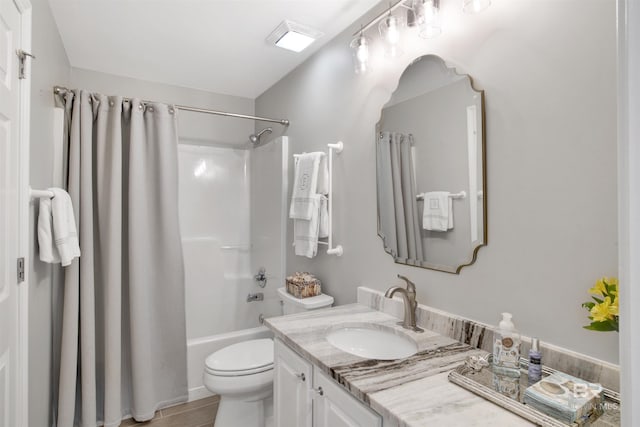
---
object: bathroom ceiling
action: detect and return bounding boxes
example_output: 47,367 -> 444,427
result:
48,0 -> 381,99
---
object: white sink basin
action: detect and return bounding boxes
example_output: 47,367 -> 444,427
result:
326,325 -> 418,360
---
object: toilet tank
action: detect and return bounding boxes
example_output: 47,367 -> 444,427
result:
277,287 -> 334,315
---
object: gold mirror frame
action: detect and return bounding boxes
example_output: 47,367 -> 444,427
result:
375,54 -> 487,274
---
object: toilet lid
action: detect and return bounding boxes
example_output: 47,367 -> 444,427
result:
205,338 -> 274,376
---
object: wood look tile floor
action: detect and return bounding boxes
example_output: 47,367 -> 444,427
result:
120,395 -> 220,427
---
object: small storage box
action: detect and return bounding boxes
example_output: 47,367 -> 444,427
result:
286,272 -> 321,298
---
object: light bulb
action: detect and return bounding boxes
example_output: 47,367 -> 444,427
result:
419,0 -> 442,39
424,0 -> 437,20
411,0 -> 426,25
356,42 -> 369,63
379,14 -> 404,58
386,16 -> 400,44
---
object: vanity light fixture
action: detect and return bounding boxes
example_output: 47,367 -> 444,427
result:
462,0 -> 491,14
350,0 -> 489,74
267,20 -> 324,53
350,31 -> 371,74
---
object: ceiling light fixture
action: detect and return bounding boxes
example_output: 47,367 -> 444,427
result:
267,20 -> 324,53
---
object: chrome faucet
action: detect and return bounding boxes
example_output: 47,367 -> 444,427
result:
384,274 -> 424,332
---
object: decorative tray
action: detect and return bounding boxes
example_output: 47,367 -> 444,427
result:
448,355 -> 620,426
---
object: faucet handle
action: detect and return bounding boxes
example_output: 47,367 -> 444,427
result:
397,274 -> 416,293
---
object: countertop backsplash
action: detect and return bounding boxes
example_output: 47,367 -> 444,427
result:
357,287 -> 620,392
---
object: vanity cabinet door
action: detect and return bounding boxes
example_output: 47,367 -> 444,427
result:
312,367 -> 382,427
274,338 -> 313,427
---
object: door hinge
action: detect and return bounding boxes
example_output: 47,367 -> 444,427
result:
17,257 -> 25,283
16,49 -> 35,80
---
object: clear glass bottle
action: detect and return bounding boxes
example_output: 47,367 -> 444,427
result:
492,312 -> 521,377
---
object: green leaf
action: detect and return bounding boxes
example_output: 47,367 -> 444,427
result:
582,302 -> 595,310
604,282 -> 613,296
583,321 -> 617,332
591,296 -> 604,304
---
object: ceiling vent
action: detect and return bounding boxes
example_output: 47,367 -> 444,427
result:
267,20 -> 324,53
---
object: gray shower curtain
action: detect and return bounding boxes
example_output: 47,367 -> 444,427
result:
54,90 -> 187,427
376,132 -> 424,265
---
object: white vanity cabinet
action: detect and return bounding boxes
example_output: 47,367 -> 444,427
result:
274,338 -> 382,427
274,337 -> 313,427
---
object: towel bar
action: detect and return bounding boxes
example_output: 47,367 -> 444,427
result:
30,187 -> 54,199
416,191 -> 466,201
291,142 -> 344,257
325,142 -> 343,256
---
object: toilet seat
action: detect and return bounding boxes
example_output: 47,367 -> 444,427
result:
205,338 -> 274,377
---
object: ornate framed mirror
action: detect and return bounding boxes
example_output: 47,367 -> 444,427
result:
376,55 -> 486,273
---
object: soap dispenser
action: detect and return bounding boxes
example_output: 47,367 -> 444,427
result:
492,312 -> 521,377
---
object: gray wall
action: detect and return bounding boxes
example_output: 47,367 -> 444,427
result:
70,68 -> 254,147
256,0 -> 619,363
28,0 -> 71,425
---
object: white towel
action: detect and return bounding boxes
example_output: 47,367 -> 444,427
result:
422,191 -> 453,232
38,188 -> 81,266
317,154 -> 329,195
37,197 -> 60,264
318,195 -> 329,239
294,194 -> 321,258
289,152 -> 324,220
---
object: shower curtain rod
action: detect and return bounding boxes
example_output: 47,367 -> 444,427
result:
53,86 -> 290,126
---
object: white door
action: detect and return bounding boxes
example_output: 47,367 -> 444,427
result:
274,338 -> 313,427
313,368 -> 382,427
0,0 -> 26,426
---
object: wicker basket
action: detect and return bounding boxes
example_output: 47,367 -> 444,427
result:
286,272 -> 321,298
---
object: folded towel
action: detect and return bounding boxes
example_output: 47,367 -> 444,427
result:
317,154 -> 329,195
422,191 -> 453,232
318,195 -> 329,239
289,152 -> 324,220
38,188 -> 81,266
38,197 -> 60,264
294,195 -> 321,258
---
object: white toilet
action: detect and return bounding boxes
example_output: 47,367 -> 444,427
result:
203,288 -> 334,427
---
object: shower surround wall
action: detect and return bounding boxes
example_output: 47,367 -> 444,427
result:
179,145 -> 252,338
180,138 -> 288,399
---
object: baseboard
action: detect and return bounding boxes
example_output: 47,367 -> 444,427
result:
188,386 -> 214,402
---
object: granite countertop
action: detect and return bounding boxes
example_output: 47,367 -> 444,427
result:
265,303 -> 534,427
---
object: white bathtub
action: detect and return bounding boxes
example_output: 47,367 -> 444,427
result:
187,325 -> 274,401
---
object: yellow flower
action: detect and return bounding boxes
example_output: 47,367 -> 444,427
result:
590,297 -> 615,322
588,278 -> 607,296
